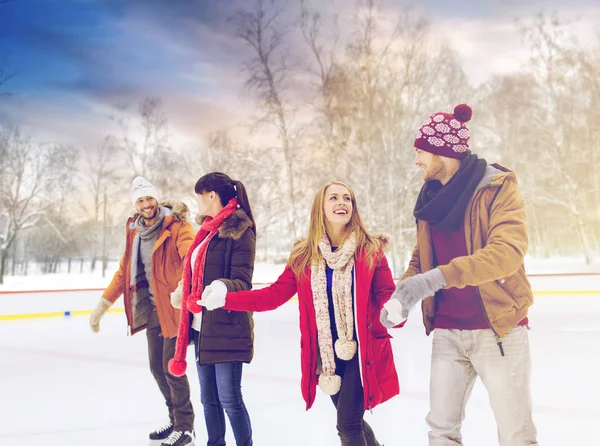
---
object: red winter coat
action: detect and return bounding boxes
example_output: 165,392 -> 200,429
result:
223,248 -> 403,411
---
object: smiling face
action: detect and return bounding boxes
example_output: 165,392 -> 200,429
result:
414,148 -> 461,185
323,183 -> 353,232
135,196 -> 159,223
414,149 -> 446,182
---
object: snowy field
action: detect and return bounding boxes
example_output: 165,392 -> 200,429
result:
0,260 -> 599,445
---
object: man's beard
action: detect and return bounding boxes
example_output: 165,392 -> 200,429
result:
142,207 -> 158,223
423,159 -> 446,182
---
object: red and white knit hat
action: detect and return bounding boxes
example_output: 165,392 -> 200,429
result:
414,104 -> 472,159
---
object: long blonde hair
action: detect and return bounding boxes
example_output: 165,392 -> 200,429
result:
289,181 -> 385,278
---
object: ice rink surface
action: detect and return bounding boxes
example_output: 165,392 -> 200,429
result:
1,289 -> 599,445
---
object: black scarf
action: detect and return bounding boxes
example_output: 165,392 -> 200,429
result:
414,154 -> 487,231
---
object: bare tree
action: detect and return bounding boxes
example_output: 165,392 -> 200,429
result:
520,12 -> 596,262
183,129 -> 287,258
79,135 -> 124,274
0,128 -> 77,283
113,97 -> 167,177
233,0 -> 301,239
475,11 -> 600,261
300,1 -> 354,179
112,97 -> 184,197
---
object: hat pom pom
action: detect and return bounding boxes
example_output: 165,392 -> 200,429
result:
453,104 -> 472,123
168,358 -> 187,377
318,374 -> 342,395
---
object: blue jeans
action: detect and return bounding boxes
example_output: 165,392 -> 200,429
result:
196,361 -> 253,446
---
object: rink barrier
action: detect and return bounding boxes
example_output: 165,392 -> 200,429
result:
1,277 -> 600,321
0,307 -> 125,321
0,287 -> 106,295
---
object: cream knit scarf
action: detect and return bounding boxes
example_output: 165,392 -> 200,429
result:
311,232 -> 356,395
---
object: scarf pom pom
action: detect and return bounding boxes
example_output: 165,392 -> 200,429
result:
187,299 -> 203,314
335,339 -> 357,361
318,374 -> 342,395
168,358 -> 187,377
186,292 -> 203,314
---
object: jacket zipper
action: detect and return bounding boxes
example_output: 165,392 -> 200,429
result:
125,229 -> 134,337
469,188 -> 504,357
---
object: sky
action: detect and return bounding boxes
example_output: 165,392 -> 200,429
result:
0,0 -> 599,150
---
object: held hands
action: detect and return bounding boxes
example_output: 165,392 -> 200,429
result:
389,268 -> 446,317
380,299 -> 407,329
199,280 -> 227,311
89,298 -> 113,333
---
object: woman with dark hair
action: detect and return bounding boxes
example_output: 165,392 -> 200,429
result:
169,172 -> 256,446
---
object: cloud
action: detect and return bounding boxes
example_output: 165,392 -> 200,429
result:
0,95 -> 112,146
2,0 -> 600,153
409,4 -> 600,84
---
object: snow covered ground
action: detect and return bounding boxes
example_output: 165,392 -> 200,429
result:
0,260 -> 599,445
0,292 -> 599,445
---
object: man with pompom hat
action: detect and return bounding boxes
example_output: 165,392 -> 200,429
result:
89,177 -> 196,446
381,104 -> 538,445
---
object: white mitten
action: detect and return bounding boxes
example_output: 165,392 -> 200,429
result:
90,298 -> 113,333
170,280 -> 184,309
383,298 -> 407,326
199,280 -> 227,311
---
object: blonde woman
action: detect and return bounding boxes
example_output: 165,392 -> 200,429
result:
198,181 -> 405,446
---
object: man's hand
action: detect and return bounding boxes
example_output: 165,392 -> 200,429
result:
391,268 -> 446,314
90,298 -> 113,333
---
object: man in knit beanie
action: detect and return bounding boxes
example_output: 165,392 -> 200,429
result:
381,105 -> 538,445
89,176 -> 196,446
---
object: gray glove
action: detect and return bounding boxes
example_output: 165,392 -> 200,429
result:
391,268 -> 446,317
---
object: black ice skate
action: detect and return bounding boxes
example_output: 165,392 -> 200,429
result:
149,422 -> 174,440
160,430 -> 194,446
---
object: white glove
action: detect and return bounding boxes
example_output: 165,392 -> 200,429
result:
199,280 -> 227,311
170,280 -> 184,309
381,298 -> 407,328
90,298 -> 113,333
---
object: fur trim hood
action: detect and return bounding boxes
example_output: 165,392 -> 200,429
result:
197,209 -> 254,240
372,233 -> 390,251
130,201 -> 190,222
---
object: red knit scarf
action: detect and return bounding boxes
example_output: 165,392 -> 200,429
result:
168,198 -> 238,377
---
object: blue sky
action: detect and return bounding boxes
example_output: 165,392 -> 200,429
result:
0,0 -> 598,148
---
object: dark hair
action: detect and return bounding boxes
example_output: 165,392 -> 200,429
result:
194,172 -> 255,232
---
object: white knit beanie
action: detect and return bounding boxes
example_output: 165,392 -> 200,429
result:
130,176 -> 159,204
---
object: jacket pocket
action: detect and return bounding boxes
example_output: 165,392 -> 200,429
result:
210,309 -> 244,338
495,269 -> 532,310
370,334 -> 394,382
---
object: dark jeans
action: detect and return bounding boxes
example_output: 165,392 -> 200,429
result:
147,309 -> 195,431
196,359 -> 253,446
330,354 -> 382,446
